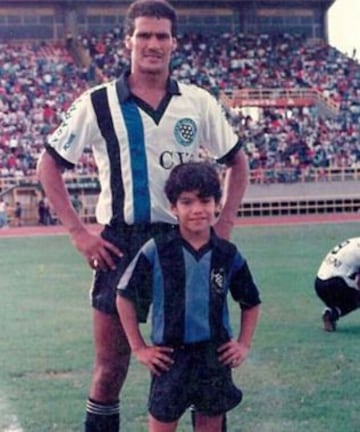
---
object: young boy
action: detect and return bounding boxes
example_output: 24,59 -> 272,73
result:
116,162 -> 261,432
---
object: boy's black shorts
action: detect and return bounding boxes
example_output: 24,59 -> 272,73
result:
148,341 -> 243,423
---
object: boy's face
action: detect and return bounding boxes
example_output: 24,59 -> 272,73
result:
171,190 -> 219,235
125,16 -> 177,75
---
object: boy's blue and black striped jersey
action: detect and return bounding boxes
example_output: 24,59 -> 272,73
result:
117,228 -> 261,346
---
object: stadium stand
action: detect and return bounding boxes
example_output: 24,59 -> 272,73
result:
0,0 -> 359,224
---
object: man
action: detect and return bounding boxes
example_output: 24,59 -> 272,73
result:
36,1 -> 249,431
315,237 -> 360,332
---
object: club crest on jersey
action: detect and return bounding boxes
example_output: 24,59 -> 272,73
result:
174,118 -> 197,146
211,268 -> 226,294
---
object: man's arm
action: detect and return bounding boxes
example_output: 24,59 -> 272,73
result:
36,150 -> 122,270
37,151 -> 86,236
116,296 -> 147,352
215,148 -> 249,240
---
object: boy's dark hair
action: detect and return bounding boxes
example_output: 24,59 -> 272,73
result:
165,162 -> 222,205
124,0 -> 177,37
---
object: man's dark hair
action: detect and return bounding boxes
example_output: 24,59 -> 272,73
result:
165,162 -> 222,205
124,0 -> 177,37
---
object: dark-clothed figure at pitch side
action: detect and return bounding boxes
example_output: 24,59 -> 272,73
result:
315,237 -> 360,331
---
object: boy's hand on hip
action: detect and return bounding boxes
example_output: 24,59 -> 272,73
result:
217,339 -> 249,368
134,345 -> 174,376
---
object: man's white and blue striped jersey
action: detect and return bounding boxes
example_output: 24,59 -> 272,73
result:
45,72 -> 242,226
117,229 -> 261,345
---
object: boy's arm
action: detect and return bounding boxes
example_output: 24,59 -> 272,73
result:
218,255 -> 261,367
117,296 -> 147,352
116,295 -> 174,375
218,304 -> 260,368
238,304 -> 261,349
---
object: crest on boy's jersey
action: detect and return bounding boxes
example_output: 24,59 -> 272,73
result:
174,118 -> 197,146
211,267 -> 226,294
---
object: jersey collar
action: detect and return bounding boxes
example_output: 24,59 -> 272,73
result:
169,226 -> 221,258
116,69 -> 181,103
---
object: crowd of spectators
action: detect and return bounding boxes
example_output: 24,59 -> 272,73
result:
1,30 -> 360,183
0,41 -> 90,177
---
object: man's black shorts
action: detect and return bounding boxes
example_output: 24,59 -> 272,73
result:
91,222 -> 174,318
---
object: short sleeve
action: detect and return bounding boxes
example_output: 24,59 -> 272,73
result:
46,89 -> 97,167
229,256 -> 261,309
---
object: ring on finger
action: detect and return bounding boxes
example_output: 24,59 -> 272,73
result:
91,257 -> 99,268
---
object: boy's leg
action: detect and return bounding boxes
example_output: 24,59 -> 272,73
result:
191,408 -> 226,432
84,310 -> 131,432
195,412 -> 223,432
149,414 -> 178,432
222,414 -> 227,432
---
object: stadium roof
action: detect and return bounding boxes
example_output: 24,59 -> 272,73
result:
0,0 -> 336,5
176,1 -> 336,10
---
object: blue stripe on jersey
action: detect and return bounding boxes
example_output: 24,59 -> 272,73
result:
120,102 -> 151,222
183,249 -> 211,343
150,245 -> 165,344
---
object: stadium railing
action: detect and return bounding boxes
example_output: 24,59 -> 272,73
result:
0,166 -> 359,225
239,196 -> 360,218
249,166 -> 360,184
220,88 -> 340,116
1,167 -> 359,191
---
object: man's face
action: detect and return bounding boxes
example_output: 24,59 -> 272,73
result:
125,16 -> 177,74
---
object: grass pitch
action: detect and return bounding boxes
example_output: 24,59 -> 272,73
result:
0,221 -> 360,431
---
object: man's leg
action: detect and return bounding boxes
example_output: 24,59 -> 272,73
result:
84,309 -> 131,432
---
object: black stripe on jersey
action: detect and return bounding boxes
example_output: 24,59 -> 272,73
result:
209,242 -> 237,342
91,87 -> 125,223
156,237 -> 186,345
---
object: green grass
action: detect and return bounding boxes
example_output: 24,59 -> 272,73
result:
1,222 -> 360,431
